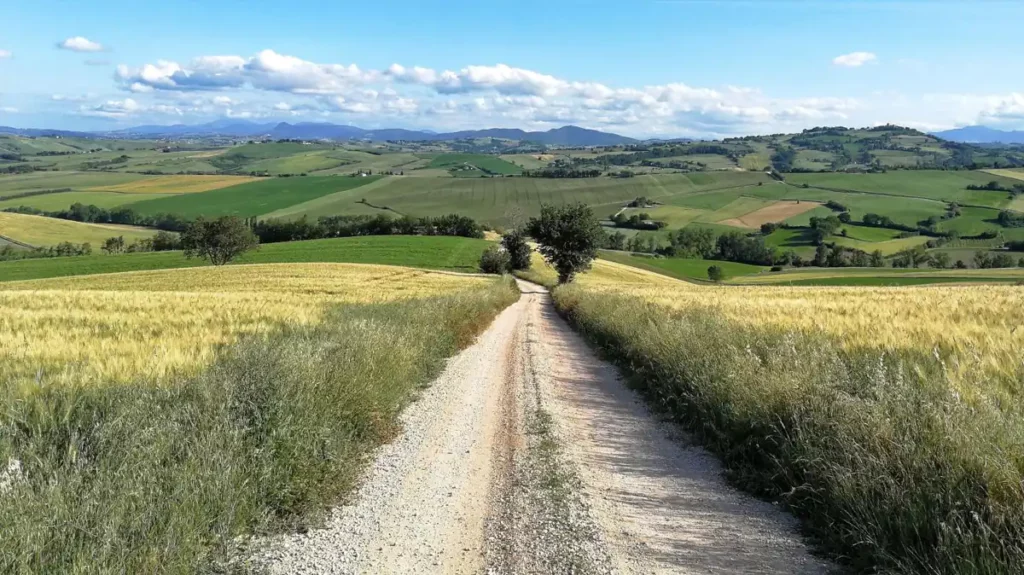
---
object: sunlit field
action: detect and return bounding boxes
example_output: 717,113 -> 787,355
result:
0,263 -> 491,385
528,255 -> 1024,573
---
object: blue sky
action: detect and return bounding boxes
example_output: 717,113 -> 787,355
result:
1,0 -> 1022,137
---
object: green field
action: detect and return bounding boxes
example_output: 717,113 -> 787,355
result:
0,235 -> 492,282
598,250 -> 766,281
426,153 -> 523,176
0,191 -> 171,211
267,172 -> 769,227
786,170 -> 1021,208
130,176 -> 385,218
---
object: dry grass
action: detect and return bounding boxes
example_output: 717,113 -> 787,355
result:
0,263 -> 491,385
86,174 -> 261,194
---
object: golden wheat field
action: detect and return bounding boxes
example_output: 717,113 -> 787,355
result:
0,264 -> 491,386
530,255 -> 1024,383
86,174 -> 261,194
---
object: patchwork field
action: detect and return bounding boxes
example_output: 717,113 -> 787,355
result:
0,171 -> 151,196
86,174 -> 262,194
0,212 -> 158,247
425,153 -> 523,175
130,175 -> 385,218
297,172 -> 773,227
718,200 -> 821,228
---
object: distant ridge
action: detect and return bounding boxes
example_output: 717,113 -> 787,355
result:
932,125 -> 1024,145
0,121 -> 637,147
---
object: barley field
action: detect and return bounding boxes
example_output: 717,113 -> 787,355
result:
0,263 -> 491,385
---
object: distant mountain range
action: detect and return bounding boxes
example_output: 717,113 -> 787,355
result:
931,125 -> 1024,145
0,121 -> 637,147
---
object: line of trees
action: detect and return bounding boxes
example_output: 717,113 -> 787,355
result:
4,204 -> 191,232
251,214 -> 484,244
521,167 -> 602,178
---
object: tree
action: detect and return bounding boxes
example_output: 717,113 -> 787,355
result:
101,236 -> 125,254
501,228 -> 532,271
707,265 -> 724,282
181,216 -> 259,265
605,231 -> 626,251
930,252 -> 951,269
527,203 -> 603,284
869,250 -> 885,267
479,245 -> 511,274
813,243 -> 829,267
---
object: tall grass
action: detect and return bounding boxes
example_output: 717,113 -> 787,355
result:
553,284 -> 1024,574
0,278 -> 519,574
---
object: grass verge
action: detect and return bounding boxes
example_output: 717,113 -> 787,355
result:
0,277 -> 519,573
551,284 -> 1024,574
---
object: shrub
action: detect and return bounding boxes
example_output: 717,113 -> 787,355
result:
479,245 -> 511,274
707,265 -> 724,282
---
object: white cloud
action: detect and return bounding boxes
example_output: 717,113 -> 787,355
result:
91,49 -> 1024,136
832,51 -> 877,67
58,36 -> 104,53
51,94 -> 91,102
117,50 -> 376,94
0,107 -> 19,113
0,50 -> 11,60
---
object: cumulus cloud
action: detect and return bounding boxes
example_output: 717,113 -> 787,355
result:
832,52 -> 877,67
58,36 -> 104,53
0,50 -> 11,60
116,50 -> 375,94
99,49 -> 891,136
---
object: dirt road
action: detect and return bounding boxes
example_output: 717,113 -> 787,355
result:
254,280 -> 835,574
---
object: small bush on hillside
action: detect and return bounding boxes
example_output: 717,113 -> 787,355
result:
707,265 -> 724,282
479,245 -> 511,274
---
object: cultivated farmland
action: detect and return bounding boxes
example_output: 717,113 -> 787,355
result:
129,175 -> 385,218
0,211 -> 158,247
0,263 -> 493,385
